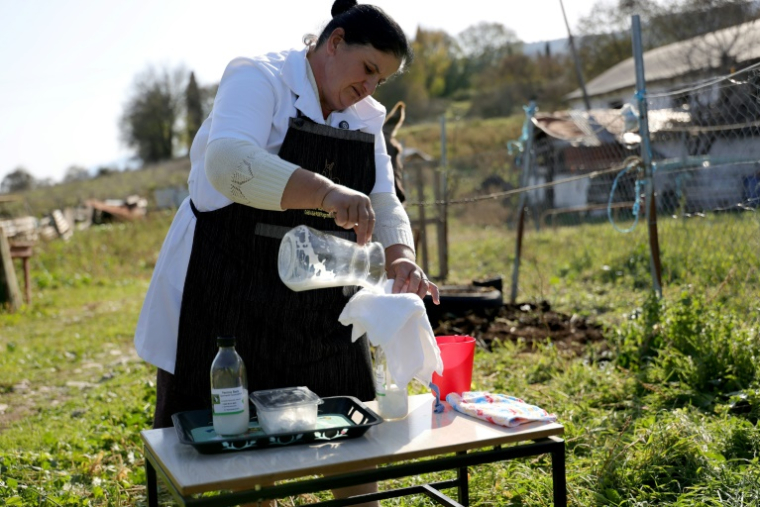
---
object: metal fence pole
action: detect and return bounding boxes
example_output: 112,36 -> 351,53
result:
631,15 -> 663,298
438,115 -> 449,281
510,101 -> 536,305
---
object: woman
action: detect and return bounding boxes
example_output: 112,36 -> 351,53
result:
135,0 -> 438,430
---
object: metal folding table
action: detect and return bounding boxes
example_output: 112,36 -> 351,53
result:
142,394 -> 566,506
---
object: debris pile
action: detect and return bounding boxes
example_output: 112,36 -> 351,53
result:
433,299 -> 606,355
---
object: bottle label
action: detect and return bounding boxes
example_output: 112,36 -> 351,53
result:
374,366 -> 386,397
211,387 -> 248,416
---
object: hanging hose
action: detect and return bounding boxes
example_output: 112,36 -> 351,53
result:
608,159 -> 645,233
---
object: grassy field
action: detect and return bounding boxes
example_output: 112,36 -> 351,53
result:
0,113 -> 523,219
1,159 -> 192,217
1,201 -> 759,505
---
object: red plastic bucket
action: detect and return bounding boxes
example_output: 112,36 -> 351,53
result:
431,335 -> 476,400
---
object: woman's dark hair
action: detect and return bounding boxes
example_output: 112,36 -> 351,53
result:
312,0 -> 413,69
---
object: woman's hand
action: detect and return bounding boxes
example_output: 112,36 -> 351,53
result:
280,170 -> 375,245
385,244 -> 440,304
321,185 -> 375,245
388,258 -> 439,303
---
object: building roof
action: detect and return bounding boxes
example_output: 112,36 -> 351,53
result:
533,108 -> 691,147
567,19 -> 760,100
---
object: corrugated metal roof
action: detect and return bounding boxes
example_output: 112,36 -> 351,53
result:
567,19 -> 760,100
533,108 -> 691,146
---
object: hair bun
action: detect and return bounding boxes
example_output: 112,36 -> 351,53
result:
331,0 -> 358,17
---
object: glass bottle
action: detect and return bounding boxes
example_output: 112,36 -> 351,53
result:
210,336 -> 250,436
374,346 -> 408,420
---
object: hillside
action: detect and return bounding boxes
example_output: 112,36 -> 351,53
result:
15,157 -> 191,217
3,113 -> 525,219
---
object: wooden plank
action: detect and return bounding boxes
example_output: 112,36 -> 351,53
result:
0,226 -> 22,310
51,210 -> 73,240
9,244 -> 33,258
0,216 -> 37,240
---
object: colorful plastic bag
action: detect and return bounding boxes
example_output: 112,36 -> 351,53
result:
446,391 -> 557,428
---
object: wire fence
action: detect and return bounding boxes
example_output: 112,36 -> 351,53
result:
404,16 -> 760,329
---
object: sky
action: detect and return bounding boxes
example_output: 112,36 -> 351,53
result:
0,0 -> 601,184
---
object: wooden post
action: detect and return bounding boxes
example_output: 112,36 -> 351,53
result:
438,116 -> 449,281
415,163 -> 430,275
510,101 -> 536,304
10,242 -> 33,305
0,226 -> 22,311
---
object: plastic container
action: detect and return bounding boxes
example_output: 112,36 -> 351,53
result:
431,335 -> 476,400
249,386 -> 323,435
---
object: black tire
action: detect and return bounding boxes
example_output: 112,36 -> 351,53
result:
424,285 -> 503,328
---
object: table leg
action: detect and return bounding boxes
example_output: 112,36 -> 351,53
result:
551,440 -> 567,507
22,258 -> 30,305
456,451 -> 468,506
146,457 -> 158,507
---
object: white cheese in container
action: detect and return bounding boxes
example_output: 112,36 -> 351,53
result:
249,386 -> 322,434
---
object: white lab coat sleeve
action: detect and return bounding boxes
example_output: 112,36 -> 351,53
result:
205,138 -> 299,211
208,57 -> 279,147
370,192 -> 415,252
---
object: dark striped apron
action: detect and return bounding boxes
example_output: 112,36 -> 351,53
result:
153,116 -> 377,428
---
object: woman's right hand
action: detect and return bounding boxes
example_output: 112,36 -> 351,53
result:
321,184 -> 375,245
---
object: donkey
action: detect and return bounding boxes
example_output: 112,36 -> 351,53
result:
382,101 -> 407,203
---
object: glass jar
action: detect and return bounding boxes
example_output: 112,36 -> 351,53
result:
374,346 -> 408,420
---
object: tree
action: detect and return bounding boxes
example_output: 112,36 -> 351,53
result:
185,71 -> 204,147
469,53 -> 541,118
1,167 -> 36,194
120,64 -> 188,165
198,83 -> 218,128
95,166 -> 118,178
63,165 -> 90,183
534,51 -> 577,111
575,0 -> 648,80
414,28 -> 457,98
375,22 -> 572,120
457,22 -> 522,68
374,27 -> 458,120
577,0 -> 760,80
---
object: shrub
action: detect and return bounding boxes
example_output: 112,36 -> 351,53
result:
615,291 -> 760,407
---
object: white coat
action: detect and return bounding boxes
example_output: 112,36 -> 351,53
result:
134,46 -> 395,374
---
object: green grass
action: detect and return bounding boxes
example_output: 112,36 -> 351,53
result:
1,194 -> 760,505
0,277 -> 155,505
0,213 -> 172,505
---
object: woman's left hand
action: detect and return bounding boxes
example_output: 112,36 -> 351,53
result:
387,257 -> 440,304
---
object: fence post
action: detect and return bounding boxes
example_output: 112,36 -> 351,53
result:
631,15 -> 663,298
0,226 -> 22,311
510,101 -> 536,305
438,115 -> 449,281
414,163 -> 430,275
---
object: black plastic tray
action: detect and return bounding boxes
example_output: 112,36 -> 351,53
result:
172,396 -> 383,454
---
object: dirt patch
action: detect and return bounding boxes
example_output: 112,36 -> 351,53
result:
0,381 -> 38,431
432,300 -> 607,355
